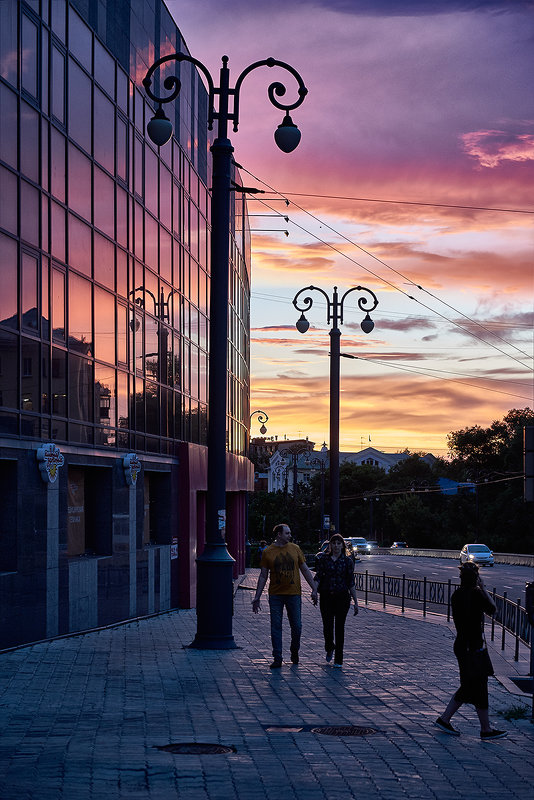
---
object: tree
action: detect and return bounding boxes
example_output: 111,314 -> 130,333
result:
447,408 -> 534,474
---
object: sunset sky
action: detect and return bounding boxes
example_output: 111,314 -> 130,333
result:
168,0 -> 534,456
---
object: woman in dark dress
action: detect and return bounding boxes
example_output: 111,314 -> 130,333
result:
314,533 -> 359,667
435,561 -> 507,740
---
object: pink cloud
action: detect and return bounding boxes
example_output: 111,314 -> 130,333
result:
461,129 -> 534,168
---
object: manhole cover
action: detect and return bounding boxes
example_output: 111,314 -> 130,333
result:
311,726 -> 376,736
155,743 -> 236,754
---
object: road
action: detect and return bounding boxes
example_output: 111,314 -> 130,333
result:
354,554 -> 534,603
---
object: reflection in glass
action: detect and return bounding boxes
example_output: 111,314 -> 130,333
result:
69,8 -> 92,72
146,380 -> 158,434
0,1 -> 18,87
68,59 -> 92,153
94,167 -> 114,238
21,181 -> 40,248
68,273 -> 92,354
117,370 -> 128,429
134,378 -> 144,431
68,215 -> 92,277
21,338 -> 39,411
116,248 -> 127,298
94,38 -> 114,98
41,194 -> 49,252
0,233 -> 18,328
134,135 -> 143,197
94,286 -> 115,364
116,115 -> 127,182
159,165 -> 171,230
68,144 -> 91,220
20,101 -> 39,182
52,267 -> 65,340
41,345 -> 50,412
51,201 -> 66,263
50,127 -> 66,202
51,347 -> 67,416
160,228 -> 171,283
0,166 -> 17,235
0,329 -> 18,410
116,185 -> 127,248
42,256 -> 49,338
145,317 -> 159,380
94,87 -> 114,173
69,352 -> 92,421
21,14 -> 38,99
94,232 -> 114,289
145,146 -> 158,216
0,84 -> 17,168
134,201 -> 143,258
51,46 -> 65,123
21,252 -> 38,330
145,213 -> 158,271
117,303 -> 127,363
95,362 -> 115,431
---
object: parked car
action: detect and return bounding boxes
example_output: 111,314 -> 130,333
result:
391,541 -> 408,549
459,543 -> 494,567
348,537 -> 368,554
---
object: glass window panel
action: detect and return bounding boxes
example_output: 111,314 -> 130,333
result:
144,270 -> 158,314
68,8 -> 92,72
41,193 -> 49,252
172,334 -> 180,389
117,370 -> 128,428
0,234 -> 17,329
134,88 -> 144,133
69,352 -> 92,421
117,303 -> 127,364
190,306 -> 199,346
41,119 -> 49,192
68,58 -> 92,153
0,84 -> 17,168
199,350 -> 207,402
0,1 -> 18,87
134,377 -> 144,431
51,347 -> 67,415
190,261 -> 199,308
160,324 -> 172,385
173,238 -> 181,293
116,185 -> 127,249
0,166 -> 17,235
117,248 -> 127,298
145,147 -> 158,216
199,313 -> 207,351
94,286 -> 115,364
93,87 -> 114,173
145,318 -> 159,381
95,363 -> 115,428
183,197 -> 189,248
51,202 -> 66,262
134,310 -> 143,374
172,291 -> 180,332
20,181 -> 40,248
190,204 -> 198,261
21,14 -> 39,99
93,167 -> 114,238
51,45 -> 65,124
21,252 -> 38,330
42,256 -> 49,339
52,267 -> 65,340
199,269 -> 207,315
21,337 -> 39,411
160,228 -> 171,283
134,201 -> 143,259
68,272 -> 92,354
41,344 -> 50,412
93,232 -> 114,290
145,381 -> 158,434
116,115 -> 127,182
68,143 -> 92,221
172,181 -> 180,235
199,215 -> 207,268
68,214 -> 92,277
42,28 -> 49,117
145,213 -> 158,272
116,68 -> 128,115
0,329 -> 18,409
134,135 -> 143,197
50,127 -> 66,202
51,0 -> 66,43
94,38 -> 114,98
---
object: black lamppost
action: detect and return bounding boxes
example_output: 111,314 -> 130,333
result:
293,285 -> 378,536
250,410 -> 269,437
130,286 -> 176,385
143,53 -> 307,649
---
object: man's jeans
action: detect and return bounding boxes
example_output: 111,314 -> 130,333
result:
268,594 -> 302,661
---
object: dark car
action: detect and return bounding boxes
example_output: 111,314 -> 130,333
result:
391,541 -> 408,549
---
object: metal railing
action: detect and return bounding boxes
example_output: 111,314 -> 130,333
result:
354,570 -> 532,661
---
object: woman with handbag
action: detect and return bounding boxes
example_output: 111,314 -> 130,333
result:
435,561 -> 507,740
314,533 -> 359,667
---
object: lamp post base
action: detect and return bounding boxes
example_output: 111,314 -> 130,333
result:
188,543 -> 238,650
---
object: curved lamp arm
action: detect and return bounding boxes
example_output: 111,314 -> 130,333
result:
143,52 -> 217,128
250,410 -> 269,435
232,57 -> 308,133
339,286 -> 379,325
293,285 -> 332,330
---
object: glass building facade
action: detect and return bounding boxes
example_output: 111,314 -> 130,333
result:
0,0 -> 253,648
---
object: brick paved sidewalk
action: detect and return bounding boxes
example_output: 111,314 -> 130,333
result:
0,569 -> 532,800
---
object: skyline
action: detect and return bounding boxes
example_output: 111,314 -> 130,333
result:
168,0 -> 534,455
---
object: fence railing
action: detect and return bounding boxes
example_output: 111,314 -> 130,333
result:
354,570 -> 532,660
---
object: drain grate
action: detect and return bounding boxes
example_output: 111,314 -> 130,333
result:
311,725 -> 377,736
155,743 -> 236,755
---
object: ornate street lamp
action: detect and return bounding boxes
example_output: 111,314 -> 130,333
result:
279,446 -> 311,496
293,285 -> 378,535
250,410 -> 269,436
143,53 -> 307,649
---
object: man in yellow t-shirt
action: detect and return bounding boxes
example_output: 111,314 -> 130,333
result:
252,523 -> 318,668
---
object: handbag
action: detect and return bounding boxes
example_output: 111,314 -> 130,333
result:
464,644 -> 494,679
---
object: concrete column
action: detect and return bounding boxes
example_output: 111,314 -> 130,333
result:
46,481 -> 60,638
129,483 -> 137,617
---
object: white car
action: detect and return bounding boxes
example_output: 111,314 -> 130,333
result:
459,543 -> 494,567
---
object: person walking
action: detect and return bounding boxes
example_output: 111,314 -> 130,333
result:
251,523 -> 318,668
435,561 -> 507,740
314,533 -> 359,667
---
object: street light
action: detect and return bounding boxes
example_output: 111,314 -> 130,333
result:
279,446 -> 310,496
250,410 -> 269,437
143,53 -> 307,649
293,285 -> 378,535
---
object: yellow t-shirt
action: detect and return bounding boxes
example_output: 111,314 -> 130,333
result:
260,543 -> 305,595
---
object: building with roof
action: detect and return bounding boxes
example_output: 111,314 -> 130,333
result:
0,0 -> 253,648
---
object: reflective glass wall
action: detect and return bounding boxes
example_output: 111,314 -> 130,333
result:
0,0 -> 251,457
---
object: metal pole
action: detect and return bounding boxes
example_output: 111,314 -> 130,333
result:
191,58 -> 236,649
329,315 -> 341,533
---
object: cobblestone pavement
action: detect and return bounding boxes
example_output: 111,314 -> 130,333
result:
0,569 -> 532,800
